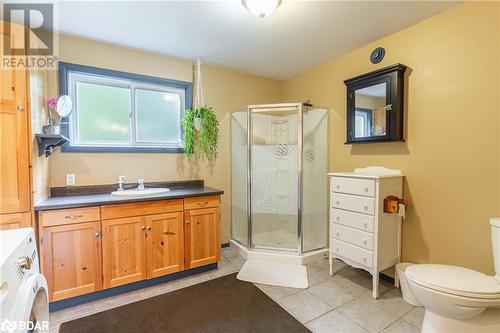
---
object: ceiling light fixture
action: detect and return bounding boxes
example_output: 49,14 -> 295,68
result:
242,0 -> 283,19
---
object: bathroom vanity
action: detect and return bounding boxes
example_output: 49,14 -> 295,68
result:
328,167 -> 404,299
34,181 -> 223,303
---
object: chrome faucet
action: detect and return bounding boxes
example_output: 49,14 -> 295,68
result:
137,178 -> 145,190
117,176 -> 125,191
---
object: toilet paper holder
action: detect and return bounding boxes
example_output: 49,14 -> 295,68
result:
384,196 -> 408,214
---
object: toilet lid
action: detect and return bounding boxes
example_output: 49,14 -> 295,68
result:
406,264 -> 500,299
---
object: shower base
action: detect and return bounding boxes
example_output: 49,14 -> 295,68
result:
230,239 -> 328,265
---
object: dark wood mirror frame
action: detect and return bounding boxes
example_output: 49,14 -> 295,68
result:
344,64 -> 407,144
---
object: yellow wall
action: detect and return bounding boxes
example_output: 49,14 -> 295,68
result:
47,34 -> 281,243
281,2 -> 500,274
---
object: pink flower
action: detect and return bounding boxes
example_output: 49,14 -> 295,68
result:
46,97 -> 57,109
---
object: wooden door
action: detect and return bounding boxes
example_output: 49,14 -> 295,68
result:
0,66 -> 30,214
146,212 -> 184,279
41,222 -> 102,301
184,208 -> 220,269
102,216 -> 147,288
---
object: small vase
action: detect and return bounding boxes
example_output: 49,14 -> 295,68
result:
194,117 -> 202,131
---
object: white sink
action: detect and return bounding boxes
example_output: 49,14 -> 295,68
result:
111,188 -> 170,198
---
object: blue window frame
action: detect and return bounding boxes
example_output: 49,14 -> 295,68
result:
59,62 -> 193,153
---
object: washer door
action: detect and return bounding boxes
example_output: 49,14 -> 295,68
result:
13,274 -> 49,332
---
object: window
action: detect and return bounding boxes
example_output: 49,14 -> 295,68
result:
59,62 -> 192,152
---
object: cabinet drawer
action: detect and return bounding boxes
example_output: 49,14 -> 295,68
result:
330,208 -> 374,233
331,223 -> 374,250
40,207 -> 100,227
101,199 -> 183,220
0,212 -> 31,230
331,238 -> 373,269
331,177 -> 375,197
184,196 -> 220,210
331,193 -> 375,215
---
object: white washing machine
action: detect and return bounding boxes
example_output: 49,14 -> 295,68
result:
0,228 -> 49,333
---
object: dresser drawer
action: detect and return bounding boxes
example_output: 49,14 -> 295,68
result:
331,208 -> 374,233
184,195 -> 220,210
40,207 -> 100,227
331,177 -> 375,197
331,238 -> 373,269
331,193 -> 375,215
331,223 -> 374,250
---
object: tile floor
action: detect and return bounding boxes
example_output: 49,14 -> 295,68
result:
48,245 -> 424,333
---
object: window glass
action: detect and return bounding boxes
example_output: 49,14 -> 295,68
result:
135,89 -> 181,143
76,81 -> 131,143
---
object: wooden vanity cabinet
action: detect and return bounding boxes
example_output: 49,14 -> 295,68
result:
40,218 -> 102,301
102,216 -> 147,288
146,212 -> 184,279
184,207 -> 220,269
39,195 -> 220,301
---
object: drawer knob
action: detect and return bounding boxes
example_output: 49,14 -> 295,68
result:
336,201 -> 340,205
336,185 -> 340,189
363,256 -> 367,262
364,204 -> 368,211
336,247 -> 339,252
364,187 -> 369,193
363,239 -> 367,245
336,216 -> 340,221
95,232 -> 100,237
336,232 -> 340,237
364,222 -> 368,228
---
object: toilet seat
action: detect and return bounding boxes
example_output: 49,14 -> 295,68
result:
406,264 -> 500,299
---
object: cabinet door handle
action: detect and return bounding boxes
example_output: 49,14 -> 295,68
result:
147,226 -> 152,231
95,232 -> 100,237
141,225 -> 146,231
185,220 -> 190,225
197,201 -> 209,207
64,214 -> 83,220
17,104 -> 24,112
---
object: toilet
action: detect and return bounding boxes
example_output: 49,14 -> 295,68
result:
398,218 -> 500,333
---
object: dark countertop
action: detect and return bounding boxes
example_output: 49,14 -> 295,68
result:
34,186 -> 224,211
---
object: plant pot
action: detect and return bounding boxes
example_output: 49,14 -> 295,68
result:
43,124 -> 61,135
194,117 -> 202,131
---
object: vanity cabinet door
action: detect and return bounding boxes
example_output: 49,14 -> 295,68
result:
41,222 -> 102,301
184,208 -> 220,269
146,212 -> 184,279
102,216 -> 147,288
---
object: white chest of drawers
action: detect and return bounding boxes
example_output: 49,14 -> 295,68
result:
328,166 -> 404,299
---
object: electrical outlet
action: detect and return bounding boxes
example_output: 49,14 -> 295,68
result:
66,174 -> 76,186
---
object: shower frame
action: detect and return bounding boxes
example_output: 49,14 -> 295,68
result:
232,102 -> 328,255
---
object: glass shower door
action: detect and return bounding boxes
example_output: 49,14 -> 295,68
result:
231,110 -> 248,246
250,105 -> 299,251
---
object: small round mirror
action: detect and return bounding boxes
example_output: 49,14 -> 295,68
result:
56,95 -> 73,118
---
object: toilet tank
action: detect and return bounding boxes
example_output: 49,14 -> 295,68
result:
491,218 -> 500,282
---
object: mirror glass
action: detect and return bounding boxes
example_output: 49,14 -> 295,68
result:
56,95 -> 73,118
354,82 -> 387,138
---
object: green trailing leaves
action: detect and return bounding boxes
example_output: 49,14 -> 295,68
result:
182,106 -> 219,161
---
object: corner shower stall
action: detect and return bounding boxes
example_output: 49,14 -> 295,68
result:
231,103 -> 328,263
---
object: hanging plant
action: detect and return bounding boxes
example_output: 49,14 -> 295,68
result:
183,105 -> 219,160
183,58 -> 219,161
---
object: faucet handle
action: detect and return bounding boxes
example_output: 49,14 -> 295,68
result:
138,178 -> 144,184
118,176 -> 125,183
